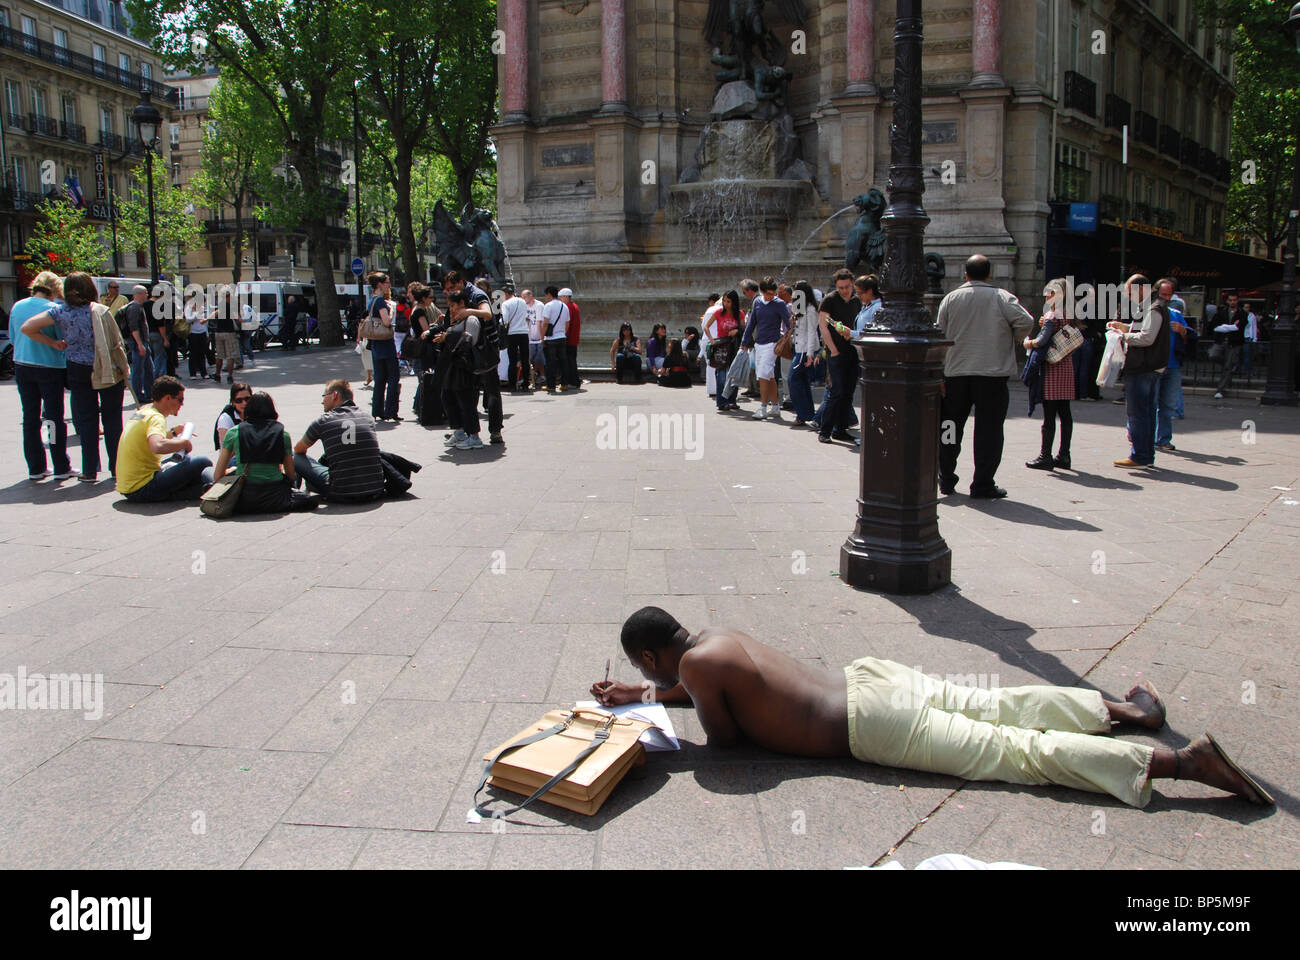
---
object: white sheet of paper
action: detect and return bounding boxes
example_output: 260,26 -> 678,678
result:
575,701 -> 680,752
178,422 -> 194,442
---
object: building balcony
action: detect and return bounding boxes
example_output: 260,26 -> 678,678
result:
1,187 -> 44,211
30,114 -> 60,137
1179,137 -> 1200,168
0,26 -> 181,107
6,111 -> 25,132
60,121 -> 87,144
326,225 -> 352,244
1063,71 -> 1097,117
1134,111 -> 1158,148
98,131 -> 123,153
1103,93 -> 1131,130
1198,146 -> 1216,176
204,218 -> 260,233
1158,124 -> 1180,158
1216,156 -> 1230,184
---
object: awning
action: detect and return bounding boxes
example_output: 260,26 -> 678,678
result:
1096,223 -> 1284,289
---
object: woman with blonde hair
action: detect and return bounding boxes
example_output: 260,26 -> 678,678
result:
11,271 -> 72,480
21,271 -> 130,481
1024,277 -> 1077,471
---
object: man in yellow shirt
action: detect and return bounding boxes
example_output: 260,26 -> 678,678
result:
99,280 -> 128,314
116,375 -> 214,501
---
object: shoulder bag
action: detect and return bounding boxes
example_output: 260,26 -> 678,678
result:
200,463 -> 248,519
361,297 -> 394,341
1045,319 -> 1083,365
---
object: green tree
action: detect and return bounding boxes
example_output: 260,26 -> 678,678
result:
23,198 -> 109,274
115,153 -> 205,277
126,0 -> 365,344
1197,0 -> 1300,258
190,74 -> 279,283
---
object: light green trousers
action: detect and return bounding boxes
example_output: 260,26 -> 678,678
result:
845,658 -> 1155,807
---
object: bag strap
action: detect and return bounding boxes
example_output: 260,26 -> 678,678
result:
473,712 -> 616,819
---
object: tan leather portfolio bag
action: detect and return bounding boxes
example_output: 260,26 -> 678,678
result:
475,708 -> 653,817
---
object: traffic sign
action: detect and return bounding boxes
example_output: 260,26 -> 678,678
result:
351,257 -> 364,276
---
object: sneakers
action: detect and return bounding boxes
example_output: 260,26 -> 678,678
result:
1213,392 -> 1224,399
52,470 -> 76,480
28,470 -> 50,481
489,433 -> 504,444
444,430 -> 468,446
455,435 -> 486,450
752,404 -> 767,420
78,473 -> 98,483
768,407 -> 782,421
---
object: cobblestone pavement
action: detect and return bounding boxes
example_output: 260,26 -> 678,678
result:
1,347 -> 1295,869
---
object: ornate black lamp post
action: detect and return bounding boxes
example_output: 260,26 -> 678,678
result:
840,0 -> 953,594
130,91 -> 162,288
1261,2 -> 1300,406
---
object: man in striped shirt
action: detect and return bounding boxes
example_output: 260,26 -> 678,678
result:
293,379 -> 385,502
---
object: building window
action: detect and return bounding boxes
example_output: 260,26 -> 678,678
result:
119,53 -> 131,75
211,240 -> 228,267
53,28 -> 69,65
11,156 -> 26,193
30,87 -> 47,120
4,80 -> 20,123
100,106 -> 113,136
1194,200 -> 1206,241
93,44 -> 107,77
62,94 -> 77,127
0,8 -> 9,30
169,123 -> 180,148
140,63 -> 152,83
20,15 -> 37,54
1054,143 -> 1091,201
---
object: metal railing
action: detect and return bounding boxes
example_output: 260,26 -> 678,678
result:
0,26 -> 180,106
1063,71 -> 1097,117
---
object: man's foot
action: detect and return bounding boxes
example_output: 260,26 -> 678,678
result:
817,434 -> 833,444
455,435 -> 486,450
1156,443 -> 1176,451
1178,734 -> 1274,805
752,404 -> 767,420
52,470 -> 76,481
938,475 -> 957,496
489,433 -> 503,444
78,473 -> 98,484
1123,682 -> 1166,729
1053,454 -> 1071,470
445,430 -> 467,446
1025,454 -> 1055,470
1113,458 -> 1150,468
970,486 -> 1008,499
28,471 -> 50,481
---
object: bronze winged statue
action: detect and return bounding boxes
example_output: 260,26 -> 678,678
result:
704,0 -> 808,106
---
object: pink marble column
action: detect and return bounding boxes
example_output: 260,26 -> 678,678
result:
601,0 -> 627,111
845,0 -> 877,95
970,0 -> 1004,88
502,0 -> 529,120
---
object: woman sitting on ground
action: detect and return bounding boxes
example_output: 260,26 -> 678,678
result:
610,323 -> 644,384
658,339 -> 693,388
214,381 -> 252,453
645,324 -> 669,377
210,391 -> 316,514
682,326 -> 704,382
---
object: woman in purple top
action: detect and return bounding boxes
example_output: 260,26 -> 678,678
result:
21,271 -> 123,480
645,324 -> 668,376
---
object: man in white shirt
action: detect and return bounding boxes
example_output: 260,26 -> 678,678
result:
541,285 -> 569,394
523,289 -> 546,388
500,283 -> 530,391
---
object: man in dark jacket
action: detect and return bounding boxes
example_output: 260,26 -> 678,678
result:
1109,275 -> 1170,468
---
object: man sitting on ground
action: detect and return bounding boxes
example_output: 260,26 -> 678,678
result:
591,606 -> 1272,809
292,378 -> 385,502
116,375 -> 215,502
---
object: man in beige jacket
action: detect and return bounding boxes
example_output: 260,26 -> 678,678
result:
936,254 -> 1034,499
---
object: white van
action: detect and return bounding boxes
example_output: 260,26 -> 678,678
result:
212,281 -> 317,347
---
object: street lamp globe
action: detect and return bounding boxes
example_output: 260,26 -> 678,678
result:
131,93 -> 162,146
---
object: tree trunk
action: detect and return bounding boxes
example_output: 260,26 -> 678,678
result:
455,162 -> 474,213
308,219 -> 342,345
395,141 -> 419,285
231,197 -> 244,284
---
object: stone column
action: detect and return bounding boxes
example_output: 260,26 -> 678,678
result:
502,0 -> 529,121
601,0 -> 628,112
846,0 -> 877,95
970,0 -> 1004,88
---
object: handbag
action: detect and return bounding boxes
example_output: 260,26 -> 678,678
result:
199,466 -> 247,519
709,335 -> 737,370
774,324 -> 795,361
475,708 -> 654,817
1045,321 -> 1083,365
361,298 -> 394,341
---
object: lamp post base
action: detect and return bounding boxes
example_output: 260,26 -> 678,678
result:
840,332 -> 952,595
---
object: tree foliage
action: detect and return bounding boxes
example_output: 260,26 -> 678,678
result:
1197,0 -> 1300,258
115,153 -> 205,277
23,198 -> 110,275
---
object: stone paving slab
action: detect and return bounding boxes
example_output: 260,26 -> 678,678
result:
1,346 -> 1297,869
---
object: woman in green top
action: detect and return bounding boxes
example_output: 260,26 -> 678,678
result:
210,392 -> 315,514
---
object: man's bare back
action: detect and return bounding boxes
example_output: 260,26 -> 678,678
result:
676,628 -> 851,757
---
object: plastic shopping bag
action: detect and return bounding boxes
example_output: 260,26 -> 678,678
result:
1096,330 -> 1126,389
724,348 -> 753,396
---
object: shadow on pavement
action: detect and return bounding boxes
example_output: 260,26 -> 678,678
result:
946,497 -> 1103,532
1049,471 -> 1143,491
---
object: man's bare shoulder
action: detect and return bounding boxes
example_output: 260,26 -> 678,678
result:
681,628 -> 754,671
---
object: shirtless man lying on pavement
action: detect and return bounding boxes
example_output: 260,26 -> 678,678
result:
590,607 -> 1273,808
